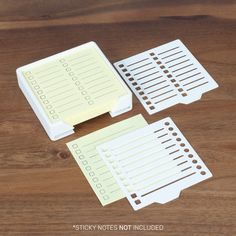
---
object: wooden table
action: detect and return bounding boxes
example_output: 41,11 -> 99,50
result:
0,1 -> 235,235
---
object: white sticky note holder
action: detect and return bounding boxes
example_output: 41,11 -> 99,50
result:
114,39 -> 218,114
98,117 -> 212,210
17,42 -> 132,140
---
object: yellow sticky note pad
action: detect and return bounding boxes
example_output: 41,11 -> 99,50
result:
17,42 -> 132,140
66,114 -> 148,206
22,43 -> 128,125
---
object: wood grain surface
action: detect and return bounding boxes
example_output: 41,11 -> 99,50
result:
0,0 -> 235,235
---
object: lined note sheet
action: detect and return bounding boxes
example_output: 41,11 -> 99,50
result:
67,114 -> 148,206
98,117 -> 212,210
114,39 -> 218,114
22,43 -> 127,125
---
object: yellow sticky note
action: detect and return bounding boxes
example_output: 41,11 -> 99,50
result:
21,42 -> 128,126
66,114 -> 148,206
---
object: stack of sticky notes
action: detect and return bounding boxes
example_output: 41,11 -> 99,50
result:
18,39 -> 218,211
17,42 -> 132,140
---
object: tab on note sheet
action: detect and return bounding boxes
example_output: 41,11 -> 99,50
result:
98,117 -> 212,210
67,114 -> 148,206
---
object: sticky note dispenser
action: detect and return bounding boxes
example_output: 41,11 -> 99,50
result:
17,42 -> 132,140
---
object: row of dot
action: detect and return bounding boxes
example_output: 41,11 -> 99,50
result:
164,121 -> 206,175
118,64 -> 155,111
24,71 -> 59,120
71,143 -> 109,201
101,148 -> 134,192
149,52 -> 187,97
59,58 -> 94,106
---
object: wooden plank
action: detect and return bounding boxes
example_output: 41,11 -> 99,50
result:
0,1 -> 235,235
